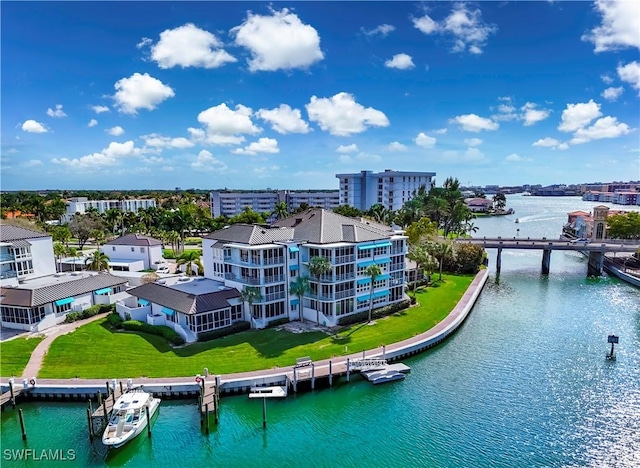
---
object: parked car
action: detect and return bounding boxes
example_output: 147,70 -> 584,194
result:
156,264 -> 170,274
571,238 -> 590,244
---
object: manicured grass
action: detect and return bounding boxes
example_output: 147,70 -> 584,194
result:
1,336 -> 44,377
40,274 -> 474,378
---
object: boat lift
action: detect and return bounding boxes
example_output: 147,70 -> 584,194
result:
606,334 -> 619,360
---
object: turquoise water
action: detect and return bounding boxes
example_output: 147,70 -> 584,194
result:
2,196 -> 639,467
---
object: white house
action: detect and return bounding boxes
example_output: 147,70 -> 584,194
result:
101,234 -> 164,271
1,224 -> 57,288
202,208 -> 408,329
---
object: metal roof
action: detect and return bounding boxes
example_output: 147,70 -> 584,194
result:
0,273 -> 128,307
104,234 -> 163,246
205,224 -> 295,246
127,282 -> 241,315
0,224 -> 50,242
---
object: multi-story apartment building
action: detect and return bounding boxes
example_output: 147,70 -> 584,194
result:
63,197 -> 156,222
202,208 -> 408,329
209,190 -> 339,218
0,224 -> 56,287
335,169 -> 436,211
582,191 -> 640,206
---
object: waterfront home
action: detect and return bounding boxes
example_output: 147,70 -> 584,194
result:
100,234 -> 164,272
115,276 -> 241,343
202,208 -> 408,329
0,271 -> 127,331
0,223 -> 56,287
464,197 -> 493,213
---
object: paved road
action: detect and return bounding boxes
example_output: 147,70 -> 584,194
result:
456,237 -> 639,253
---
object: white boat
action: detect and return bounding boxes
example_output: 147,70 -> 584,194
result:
362,368 -> 407,385
102,388 -> 160,449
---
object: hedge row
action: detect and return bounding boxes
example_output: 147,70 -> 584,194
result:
122,320 -> 185,346
337,299 -> 411,326
64,304 -> 115,323
267,318 -> 290,328
197,321 -> 251,342
106,312 -> 124,329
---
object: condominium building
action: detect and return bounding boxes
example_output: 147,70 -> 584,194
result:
335,169 -> 436,211
202,208 -> 408,329
63,197 -> 156,222
209,190 -> 340,218
0,224 -> 56,287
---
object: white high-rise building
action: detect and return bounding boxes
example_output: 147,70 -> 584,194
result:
63,197 -> 156,222
335,169 -> 436,211
209,190 -> 340,218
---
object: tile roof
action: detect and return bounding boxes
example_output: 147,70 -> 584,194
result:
104,234 -> 163,246
273,208 -> 391,244
127,282 -> 240,315
0,223 -> 50,242
0,273 -> 128,307
204,224 -> 295,246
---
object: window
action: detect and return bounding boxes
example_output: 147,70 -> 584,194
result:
1,306 -> 45,324
231,304 -> 243,322
131,247 -> 135,252
140,247 -> 145,253
112,247 -> 116,251
55,302 -> 73,314
16,260 -> 34,276
265,302 -> 285,318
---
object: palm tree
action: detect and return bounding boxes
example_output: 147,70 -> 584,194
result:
289,276 -> 311,321
493,193 -> 507,212
364,264 -> 382,322
104,208 -> 123,236
66,246 -> 79,272
241,286 -> 263,321
85,251 -> 110,271
272,201 -> 289,220
308,256 -> 332,325
176,250 -> 203,276
53,242 -> 65,272
407,245 -> 432,294
428,241 -> 452,281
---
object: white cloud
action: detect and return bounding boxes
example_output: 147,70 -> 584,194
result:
336,144 -> 358,153
569,116 -> 631,144
24,159 -> 43,167
107,126 -> 125,136
231,8 -> 323,72
306,92 -> 389,136
505,153 -> 531,162
113,72 -> 175,114
450,114 -> 498,132
617,61 -> 640,93
91,105 -> 110,114
532,137 -> 561,148
387,141 -> 407,151
521,102 -> 550,126
136,37 -> 152,49
232,137 -> 280,155
440,148 -> 488,163
256,104 -> 309,134
46,104 -> 67,118
142,134 -> 195,149
194,103 -> 260,145
339,152 -> 382,164
601,86 -> 624,101
582,0 -> 640,52
434,128 -> 448,134
361,24 -> 395,37
414,132 -> 436,148
21,120 -> 48,133
52,141 -> 142,169
558,100 -> 602,132
413,4 -> 497,54
88,119 -> 98,127
463,138 -> 483,147
385,53 -> 415,70
191,150 -> 229,172
601,74 -> 614,85
149,23 -> 236,69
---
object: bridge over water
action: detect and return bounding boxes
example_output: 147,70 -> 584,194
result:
455,237 -> 640,276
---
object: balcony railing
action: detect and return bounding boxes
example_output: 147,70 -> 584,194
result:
223,256 -> 260,267
0,254 -> 15,262
389,264 -> 404,271
263,257 -> 285,266
224,273 -> 261,285
258,292 -> 286,303
0,270 -> 18,279
335,273 -> 355,282
335,289 -> 355,300
390,249 -> 405,255
334,254 -> 355,265
264,274 -> 286,284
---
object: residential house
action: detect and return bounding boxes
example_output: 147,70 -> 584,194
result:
101,234 -> 164,271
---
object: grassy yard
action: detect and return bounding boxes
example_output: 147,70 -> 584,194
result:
1,336 -> 44,377
39,274 -> 474,378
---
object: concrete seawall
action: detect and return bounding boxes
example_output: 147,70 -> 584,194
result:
2,269 -> 490,399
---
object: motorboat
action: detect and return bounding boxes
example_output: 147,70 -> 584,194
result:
102,387 -> 160,448
366,369 -> 406,385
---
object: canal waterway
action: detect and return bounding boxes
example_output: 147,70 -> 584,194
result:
2,196 -> 639,467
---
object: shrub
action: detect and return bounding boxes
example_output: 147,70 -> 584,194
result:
337,299 -> 411,326
64,312 -> 82,323
163,249 -> 176,259
122,320 -> 185,346
64,303 -> 114,323
106,312 -> 123,329
267,318 -> 290,328
197,321 -> 251,342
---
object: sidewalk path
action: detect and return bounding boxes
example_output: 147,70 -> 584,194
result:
19,314 -> 107,380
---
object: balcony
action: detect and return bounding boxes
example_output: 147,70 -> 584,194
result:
0,270 -> 18,280
334,254 -> 355,265
263,257 -> 285,266
264,274 -> 285,284
257,292 -> 286,303
0,254 -> 15,262
390,249 -> 405,255
335,289 -> 355,300
389,264 -> 404,271
335,273 -> 355,282
224,273 -> 261,285
223,256 -> 260,267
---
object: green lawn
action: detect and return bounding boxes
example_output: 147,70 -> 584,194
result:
1,336 -> 44,377
39,274 -> 473,378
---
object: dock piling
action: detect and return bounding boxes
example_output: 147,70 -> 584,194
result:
9,380 -> 15,408
119,381 -> 124,395
18,408 -> 27,440
329,360 -> 333,387
105,381 -> 110,398
102,399 -> 108,427
205,403 -> 210,434
262,398 -> 267,428
145,406 -> 151,438
346,358 -> 351,382
86,407 -> 94,440
293,368 -> 298,393
311,364 -> 315,390
97,391 -> 102,407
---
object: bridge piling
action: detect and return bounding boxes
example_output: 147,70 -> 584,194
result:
496,248 -> 502,273
542,249 -> 551,275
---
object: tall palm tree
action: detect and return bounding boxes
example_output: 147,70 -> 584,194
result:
176,250 -> 203,276
407,245 -> 432,294
428,241 -> 452,281
364,264 -> 382,322
273,201 -> 289,220
289,276 -> 311,321
53,242 -> 65,272
85,251 -> 110,271
241,286 -> 263,321
104,208 -> 123,236
308,256 -> 332,325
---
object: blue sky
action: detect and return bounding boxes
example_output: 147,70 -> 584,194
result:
2,1 -> 639,191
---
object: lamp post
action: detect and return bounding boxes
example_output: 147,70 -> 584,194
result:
516,228 -> 520,238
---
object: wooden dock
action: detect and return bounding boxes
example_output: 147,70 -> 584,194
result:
198,377 -> 219,433
0,381 -> 26,410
